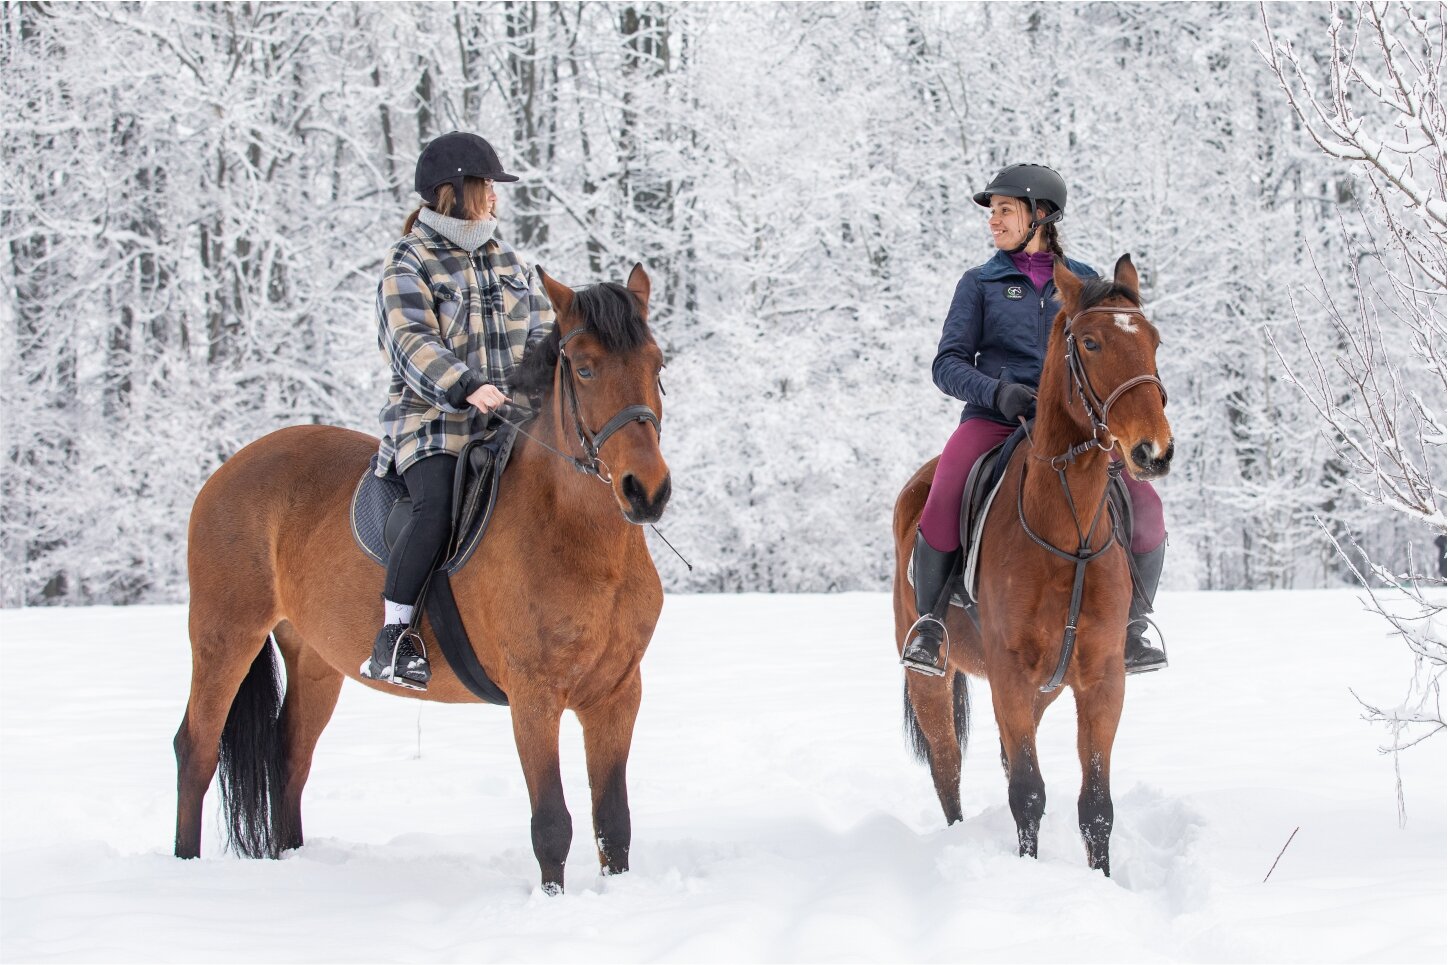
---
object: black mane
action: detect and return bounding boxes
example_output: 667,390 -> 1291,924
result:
512,282 -> 651,402
1077,276 -> 1142,311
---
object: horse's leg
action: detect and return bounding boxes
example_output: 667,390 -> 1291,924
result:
905,672 -> 966,824
1073,671 -> 1125,876
511,688 -> 572,894
998,687 -> 1062,779
990,670 -> 1048,859
173,622 -> 274,858
273,622 -> 344,853
577,672 -> 642,876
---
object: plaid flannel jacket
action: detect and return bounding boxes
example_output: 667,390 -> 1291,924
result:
375,223 -> 555,477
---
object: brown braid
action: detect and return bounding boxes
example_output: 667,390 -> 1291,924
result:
1040,222 -> 1065,258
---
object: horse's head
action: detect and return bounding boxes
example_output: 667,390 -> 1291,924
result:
527,264 -> 671,524
1051,255 -> 1173,480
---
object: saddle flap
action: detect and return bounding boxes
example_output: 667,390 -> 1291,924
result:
958,421 -> 1032,604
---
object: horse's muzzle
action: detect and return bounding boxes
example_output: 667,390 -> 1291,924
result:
1129,438 -> 1174,480
622,472 -> 671,524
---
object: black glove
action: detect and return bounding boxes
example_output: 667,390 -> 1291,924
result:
445,369 -> 487,409
995,382 -> 1037,423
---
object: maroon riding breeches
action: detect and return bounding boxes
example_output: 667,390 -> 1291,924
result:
919,417 -> 1166,554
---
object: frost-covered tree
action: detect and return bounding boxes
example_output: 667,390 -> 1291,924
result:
0,1 -> 1430,604
1258,0 -> 1446,809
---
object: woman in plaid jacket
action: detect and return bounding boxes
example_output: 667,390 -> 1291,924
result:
362,132 -> 556,691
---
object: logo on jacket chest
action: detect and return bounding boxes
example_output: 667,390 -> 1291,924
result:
1005,285 -> 1025,300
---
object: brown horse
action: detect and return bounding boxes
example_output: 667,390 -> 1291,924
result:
174,264 -> 669,894
892,255 -> 1171,876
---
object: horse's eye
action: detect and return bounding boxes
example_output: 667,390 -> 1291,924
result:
1082,337 -> 1100,352
577,367 -> 594,380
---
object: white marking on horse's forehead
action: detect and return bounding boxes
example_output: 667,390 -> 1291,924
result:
1114,313 -> 1138,332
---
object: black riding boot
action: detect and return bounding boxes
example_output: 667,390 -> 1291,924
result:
900,531 -> 961,677
1125,541 -> 1168,675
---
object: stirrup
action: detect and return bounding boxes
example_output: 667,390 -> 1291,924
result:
361,626 -> 430,691
1124,615 -> 1167,676
901,615 -> 948,678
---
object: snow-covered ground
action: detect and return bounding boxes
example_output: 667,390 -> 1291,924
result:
1,590 -> 1443,963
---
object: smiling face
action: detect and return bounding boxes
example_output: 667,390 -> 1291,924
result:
988,195 -> 1045,253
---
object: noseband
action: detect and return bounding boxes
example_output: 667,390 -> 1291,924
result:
557,327 -> 661,483
1060,306 -> 1168,465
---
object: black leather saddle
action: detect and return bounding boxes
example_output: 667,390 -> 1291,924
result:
347,428 -> 519,705
946,422 -> 1133,610
350,429 -> 516,575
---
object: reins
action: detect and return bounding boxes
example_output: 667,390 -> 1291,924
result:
1019,303 -> 1166,694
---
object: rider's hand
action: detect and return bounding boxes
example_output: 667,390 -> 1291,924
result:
467,383 -> 510,414
995,382 -> 1037,423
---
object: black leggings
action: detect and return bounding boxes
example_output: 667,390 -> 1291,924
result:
383,453 -> 457,606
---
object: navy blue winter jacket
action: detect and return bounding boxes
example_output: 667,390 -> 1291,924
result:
932,249 -> 1099,425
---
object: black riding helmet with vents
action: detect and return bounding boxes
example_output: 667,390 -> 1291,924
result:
974,163 -> 1067,253
414,131 -> 518,211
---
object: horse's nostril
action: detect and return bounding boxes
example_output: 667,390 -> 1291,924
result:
622,473 -> 647,505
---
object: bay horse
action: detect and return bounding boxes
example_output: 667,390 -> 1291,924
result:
892,255 -> 1171,875
175,264 -> 669,895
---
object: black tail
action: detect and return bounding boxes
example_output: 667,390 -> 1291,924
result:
217,636 -> 292,859
902,671 -> 971,766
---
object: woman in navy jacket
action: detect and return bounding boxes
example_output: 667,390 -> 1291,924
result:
900,164 -> 1168,678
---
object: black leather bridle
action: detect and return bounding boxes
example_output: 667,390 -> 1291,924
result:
1059,305 -> 1168,464
557,327 -> 661,484
1020,303 -> 1169,693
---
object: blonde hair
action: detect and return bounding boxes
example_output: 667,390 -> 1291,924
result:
403,178 -> 492,234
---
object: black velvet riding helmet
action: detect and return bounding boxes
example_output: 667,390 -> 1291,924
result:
414,131 -> 518,209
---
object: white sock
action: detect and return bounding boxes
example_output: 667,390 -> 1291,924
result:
383,599 -> 415,626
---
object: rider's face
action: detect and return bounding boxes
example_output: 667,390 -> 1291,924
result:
465,178 -> 497,220
988,195 -> 1032,250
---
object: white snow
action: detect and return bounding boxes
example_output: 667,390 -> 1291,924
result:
1,590 -> 1444,962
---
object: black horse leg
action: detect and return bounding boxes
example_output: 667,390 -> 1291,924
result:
1006,743 -> 1047,857
511,692 -> 572,894
578,675 -> 642,876
1075,672 -> 1124,876
993,679 -> 1047,858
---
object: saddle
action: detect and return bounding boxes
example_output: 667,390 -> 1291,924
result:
348,426 -> 519,704
913,421 -> 1134,612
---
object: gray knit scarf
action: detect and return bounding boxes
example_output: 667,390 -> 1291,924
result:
417,206 -> 497,253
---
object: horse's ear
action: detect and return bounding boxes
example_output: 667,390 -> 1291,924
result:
537,266 -> 577,330
1114,253 -> 1140,299
1053,257 -> 1083,310
626,262 -> 651,320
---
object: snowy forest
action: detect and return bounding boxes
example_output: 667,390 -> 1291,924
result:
2,0 -> 1444,606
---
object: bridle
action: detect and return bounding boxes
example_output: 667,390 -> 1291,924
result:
1017,301 -> 1169,693
491,323 -> 688,568
1054,305 -> 1168,466
555,327 -> 661,484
